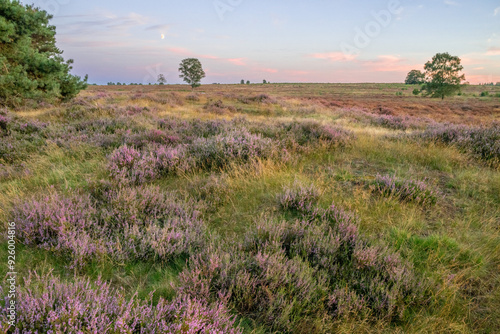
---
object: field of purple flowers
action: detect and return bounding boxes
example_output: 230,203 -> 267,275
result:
1,84 -> 499,333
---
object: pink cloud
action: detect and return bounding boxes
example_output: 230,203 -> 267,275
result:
361,55 -> 417,73
465,74 -> 500,84
227,58 -> 247,66
286,70 -> 310,76
309,52 -> 357,62
200,54 -> 220,60
259,67 -> 278,73
167,47 -> 192,56
486,47 -> 500,56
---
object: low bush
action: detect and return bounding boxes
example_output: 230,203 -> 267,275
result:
410,123 -> 500,166
0,272 -> 241,333
372,175 -> 439,205
178,192 -> 427,332
277,181 -> 320,214
203,100 -> 236,114
13,186 -> 206,268
188,128 -> 276,170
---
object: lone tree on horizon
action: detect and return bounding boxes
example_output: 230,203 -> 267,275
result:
157,74 -> 167,85
405,70 -> 425,85
0,0 -> 88,107
178,58 -> 205,89
421,52 -> 466,100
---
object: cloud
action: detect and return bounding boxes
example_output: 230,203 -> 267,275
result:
227,58 -> 246,66
200,54 -> 220,60
309,52 -> 357,62
494,7 -> 500,16
145,24 -> 171,31
258,68 -> 279,73
54,11 -> 153,38
360,55 -> 417,73
444,0 -> 460,6
167,47 -> 192,56
486,47 -> 500,56
285,70 -> 310,76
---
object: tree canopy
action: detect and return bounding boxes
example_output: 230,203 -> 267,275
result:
421,52 -> 466,99
178,58 -> 205,89
405,70 -> 425,85
0,0 -> 87,107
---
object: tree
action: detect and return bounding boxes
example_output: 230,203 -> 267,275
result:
405,70 -> 424,85
263,79 -> 267,84
240,79 -> 245,84
0,0 -> 87,107
157,74 -> 167,85
421,53 -> 466,100
246,80 -> 250,85
178,58 -> 205,89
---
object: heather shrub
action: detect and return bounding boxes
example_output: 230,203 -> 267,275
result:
410,123 -> 500,166
179,241 -> 331,333
108,143 -> 194,184
13,192 -> 99,268
158,117 -> 228,141
0,272 -> 241,333
268,121 -> 354,151
237,94 -> 275,104
372,175 -> 439,206
189,174 -> 230,212
108,145 -> 158,184
460,124 -> 500,165
278,181 -> 320,214
0,113 -> 49,163
188,128 -> 276,170
99,186 -> 205,262
13,186 -> 206,267
186,93 -> 201,101
203,100 -> 236,114
370,114 -> 415,131
179,199 -> 426,332
146,92 -> 184,106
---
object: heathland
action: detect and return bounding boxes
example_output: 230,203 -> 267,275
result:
1,83 -> 499,333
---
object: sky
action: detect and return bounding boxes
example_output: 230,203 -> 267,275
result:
25,0 -> 500,85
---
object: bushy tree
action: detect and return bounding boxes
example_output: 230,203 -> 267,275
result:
421,53 -> 466,100
157,74 -> 167,85
405,70 -> 424,85
178,58 -> 205,89
0,0 -> 87,107
240,79 -> 245,84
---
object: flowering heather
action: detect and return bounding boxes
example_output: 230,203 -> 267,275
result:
0,114 -> 8,133
410,123 -> 500,166
145,92 -> 184,106
188,128 -> 276,170
370,114 -> 416,131
373,175 -> 439,205
271,120 -> 355,151
277,181 -> 320,213
108,145 -> 156,184
180,201 -> 426,332
0,113 -> 49,163
158,117 -> 229,141
203,99 -> 236,114
108,144 -> 193,184
13,186 -> 206,267
0,272 -> 241,333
